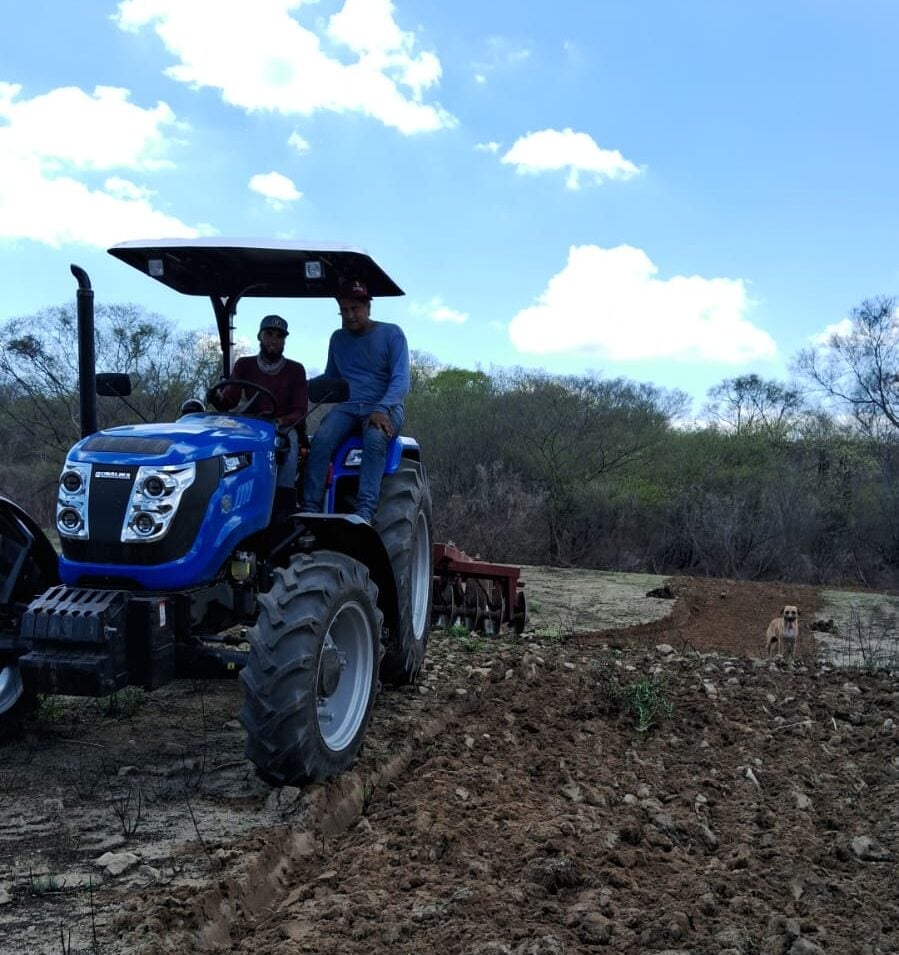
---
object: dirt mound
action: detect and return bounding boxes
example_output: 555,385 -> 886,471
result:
2,576 -> 898,954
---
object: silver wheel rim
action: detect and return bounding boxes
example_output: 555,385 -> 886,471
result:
0,664 -> 24,716
317,600 -> 375,752
410,510 -> 431,640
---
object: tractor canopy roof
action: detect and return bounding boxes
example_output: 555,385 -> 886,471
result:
108,238 -> 404,299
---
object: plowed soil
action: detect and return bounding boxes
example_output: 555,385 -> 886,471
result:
2,572 -> 899,955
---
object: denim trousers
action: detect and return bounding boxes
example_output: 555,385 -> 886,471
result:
276,428 -> 299,489
301,405 -> 404,521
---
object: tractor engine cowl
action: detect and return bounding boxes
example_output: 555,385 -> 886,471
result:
56,415 -> 277,590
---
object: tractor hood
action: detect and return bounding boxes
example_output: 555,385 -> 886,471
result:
65,414 -> 276,467
56,413 -> 278,590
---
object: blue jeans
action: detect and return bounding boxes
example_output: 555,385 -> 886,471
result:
276,428 -> 299,489
301,404 -> 404,522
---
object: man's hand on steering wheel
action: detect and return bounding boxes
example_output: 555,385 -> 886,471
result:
205,378 -> 278,416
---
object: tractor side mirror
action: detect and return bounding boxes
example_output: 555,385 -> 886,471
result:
96,373 -> 133,398
308,377 -> 349,404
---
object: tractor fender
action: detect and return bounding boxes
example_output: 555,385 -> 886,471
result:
0,495 -> 60,605
297,514 -> 399,639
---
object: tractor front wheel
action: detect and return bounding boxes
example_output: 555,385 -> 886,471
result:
240,551 -> 382,787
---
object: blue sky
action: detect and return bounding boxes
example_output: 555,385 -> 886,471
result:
1,0 -> 898,412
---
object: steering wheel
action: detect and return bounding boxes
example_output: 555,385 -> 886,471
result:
206,378 -> 279,417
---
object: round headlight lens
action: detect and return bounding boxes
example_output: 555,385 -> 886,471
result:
58,508 -> 82,532
143,475 -> 166,498
132,512 -> 157,536
61,471 -> 83,493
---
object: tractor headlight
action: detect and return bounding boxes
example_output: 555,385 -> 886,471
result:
142,474 -> 166,498
56,462 -> 91,539
131,512 -> 159,537
61,470 -> 84,493
122,463 -> 196,543
58,507 -> 83,533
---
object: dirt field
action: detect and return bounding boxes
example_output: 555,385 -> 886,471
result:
2,569 -> 899,955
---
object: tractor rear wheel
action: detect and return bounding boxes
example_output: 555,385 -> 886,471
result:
0,496 -> 59,736
240,550 -> 382,787
374,461 -> 433,685
0,666 -> 37,738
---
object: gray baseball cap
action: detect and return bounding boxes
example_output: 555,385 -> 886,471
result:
259,314 -> 289,335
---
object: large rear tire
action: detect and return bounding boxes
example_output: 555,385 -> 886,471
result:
0,666 -> 37,738
0,496 -> 58,733
239,551 -> 382,787
374,461 -> 433,685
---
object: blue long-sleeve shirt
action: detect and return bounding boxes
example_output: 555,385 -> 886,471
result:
324,321 -> 410,414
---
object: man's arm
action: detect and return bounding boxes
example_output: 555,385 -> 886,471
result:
374,325 -> 410,414
323,335 -> 339,380
276,363 -> 309,429
215,357 -> 251,408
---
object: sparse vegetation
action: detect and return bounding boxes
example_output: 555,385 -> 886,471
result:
832,604 -> 899,670
110,784 -> 144,839
96,687 -> 146,719
596,667 -> 674,732
456,633 -> 487,653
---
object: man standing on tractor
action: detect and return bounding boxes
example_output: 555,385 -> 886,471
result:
301,279 -> 410,524
210,314 -> 308,516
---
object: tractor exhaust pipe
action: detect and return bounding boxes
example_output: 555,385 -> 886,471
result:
71,265 -> 97,438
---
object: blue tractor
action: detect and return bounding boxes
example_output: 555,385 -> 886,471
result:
0,240 -> 434,786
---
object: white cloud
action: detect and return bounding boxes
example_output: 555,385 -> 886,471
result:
288,131 -> 311,154
0,81 -> 183,171
475,141 -> 500,154
0,82 -> 204,247
809,317 -> 853,346
249,171 -> 302,209
115,0 -> 456,135
508,244 -> 775,364
471,38 -> 530,85
410,297 -> 469,324
501,128 -> 641,189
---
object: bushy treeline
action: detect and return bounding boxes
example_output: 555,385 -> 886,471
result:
404,357 -> 899,589
3,297 -> 899,589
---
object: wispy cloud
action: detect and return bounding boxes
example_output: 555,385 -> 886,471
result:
249,171 -> 302,210
501,128 -> 642,189
115,0 -> 456,135
509,244 -> 775,364
410,296 -> 469,324
808,317 -> 853,346
472,36 -> 532,83
0,81 -> 203,247
288,131 -> 311,154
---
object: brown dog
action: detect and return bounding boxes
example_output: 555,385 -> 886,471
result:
765,605 -> 799,661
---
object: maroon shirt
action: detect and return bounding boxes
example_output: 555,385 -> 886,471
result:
219,355 -> 308,428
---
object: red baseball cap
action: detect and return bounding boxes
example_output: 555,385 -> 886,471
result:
336,278 -> 370,301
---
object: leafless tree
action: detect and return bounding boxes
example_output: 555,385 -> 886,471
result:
793,296 -> 899,436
